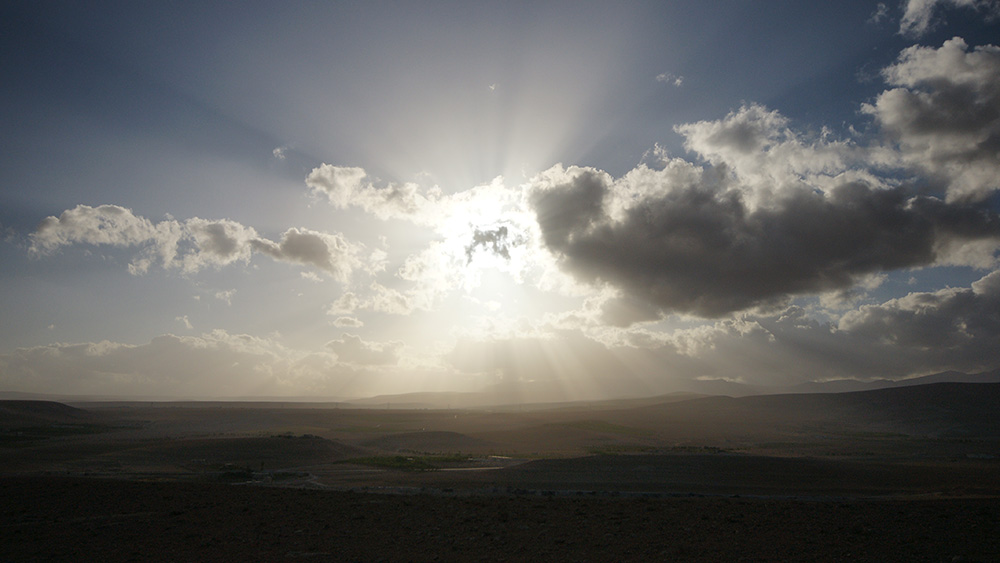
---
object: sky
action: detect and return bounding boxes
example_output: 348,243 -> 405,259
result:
2,0 -> 1000,401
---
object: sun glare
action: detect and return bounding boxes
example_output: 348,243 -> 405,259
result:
426,177 -> 540,295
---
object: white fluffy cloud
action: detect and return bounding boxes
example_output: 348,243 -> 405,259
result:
306,164 -> 434,221
30,204 -> 184,275
30,205 -> 363,280
864,38 -> 1000,201
182,218 -> 257,273
899,0 -> 1000,37
674,104 -> 865,207
31,204 -> 161,250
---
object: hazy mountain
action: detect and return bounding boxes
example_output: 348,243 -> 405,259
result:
630,382 -> 1000,439
777,369 -> 1000,395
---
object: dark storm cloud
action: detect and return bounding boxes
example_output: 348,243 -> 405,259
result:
666,270 -> 1000,384
524,37 -> 1000,321
529,169 -> 1000,318
839,270 -> 1000,358
687,270 -> 1000,383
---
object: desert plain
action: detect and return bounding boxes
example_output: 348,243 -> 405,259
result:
2,382 -> 999,561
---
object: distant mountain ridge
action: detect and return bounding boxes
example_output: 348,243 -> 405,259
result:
680,368 -> 1000,397
623,381 -> 1000,440
1,368 -> 997,409
778,369 -> 1000,394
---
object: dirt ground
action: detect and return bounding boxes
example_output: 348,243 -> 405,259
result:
2,475 -> 998,562
3,392 -> 999,561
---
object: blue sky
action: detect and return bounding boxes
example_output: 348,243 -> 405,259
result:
2,1 -> 999,400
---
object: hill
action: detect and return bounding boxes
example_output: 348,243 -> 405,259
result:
611,382 -> 1000,446
0,400 -> 96,428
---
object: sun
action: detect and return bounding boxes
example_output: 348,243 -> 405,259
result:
425,177 -> 539,290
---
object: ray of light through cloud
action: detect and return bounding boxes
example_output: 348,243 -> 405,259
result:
1,1 -> 999,401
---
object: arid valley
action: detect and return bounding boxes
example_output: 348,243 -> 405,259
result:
3,382 -> 999,561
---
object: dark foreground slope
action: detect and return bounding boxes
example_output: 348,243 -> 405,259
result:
2,475 -> 998,563
0,400 -> 95,427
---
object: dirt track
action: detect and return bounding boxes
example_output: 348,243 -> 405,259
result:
3,475 -> 999,562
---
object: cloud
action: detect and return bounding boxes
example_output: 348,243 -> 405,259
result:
899,0 -> 1000,37
249,228 -> 359,281
524,42 -> 1000,321
0,329 -> 407,398
838,269 -> 1000,362
528,160 -> 1000,319
214,289 -> 236,305
182,218 -> 257,273
445,269 -> 1000,392
327,292 -> 362,315
655,72 -> 683,87
31,204 -> 160,251
306,169 -> 551,305
300,40 -> 1000,321
464,223 -> 525,264
332,316 -> 363,328
368,282 -> 418,315
670,269 -> 1000,383
0,330 -> 286,397
30,205 -> 363,280
674,104 -> 863,207
325,283 -> 421,317
306,164 -> 433,221
30,204 -> 184,274
305,165 -> 368,207
869,2 -> 890,24
863,38 -> 1000,202
326,333 -> 402,366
